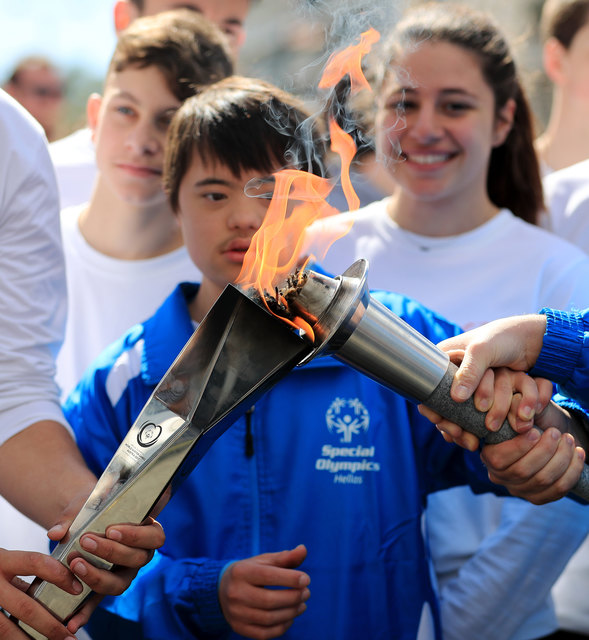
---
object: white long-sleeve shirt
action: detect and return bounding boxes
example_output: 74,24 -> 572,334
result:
0,89 -> 69,444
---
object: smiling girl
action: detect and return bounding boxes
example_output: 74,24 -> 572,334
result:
306,4 -> 589,639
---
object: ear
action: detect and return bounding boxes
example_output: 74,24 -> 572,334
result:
543,37 -> 567,85
86,93 -> 102,143
492,98 -> 516,148
113,1 -> 136,33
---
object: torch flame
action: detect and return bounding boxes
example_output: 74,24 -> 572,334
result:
329,120 -> 360,212
318,28 -> 381,94
238,169 -> 336,293
238,28 -> 380,339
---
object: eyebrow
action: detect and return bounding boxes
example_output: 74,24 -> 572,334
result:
193,177 -> 234,188
395,87 -> 477,98
111,90 -> 179,112
112,90 -> 140,104
176,5 -> 243,26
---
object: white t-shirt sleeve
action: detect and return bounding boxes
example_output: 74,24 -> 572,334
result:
0,90 -> 70,444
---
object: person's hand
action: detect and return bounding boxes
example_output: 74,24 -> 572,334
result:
62,517 -> 165,633
45,493 -> 165,634
418,368 -> 553,451
480,402 -> 586,504
219,544 -> 311,639
0,548 -> 82,640
437,314 -> 546,403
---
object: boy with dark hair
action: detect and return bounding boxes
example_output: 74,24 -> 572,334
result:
64,75 -> 534,640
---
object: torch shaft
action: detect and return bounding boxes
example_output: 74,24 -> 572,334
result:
424,361 -> 589,502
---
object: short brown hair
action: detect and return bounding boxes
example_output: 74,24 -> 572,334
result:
540,0 -> 589,45
107,9 -> 233,102
164,76 -> 326,212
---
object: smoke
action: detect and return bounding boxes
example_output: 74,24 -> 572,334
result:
300,0 -> 402,50
313,0 -> 408,187
247,0 -> 409,207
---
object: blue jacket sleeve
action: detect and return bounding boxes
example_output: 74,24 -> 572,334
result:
92,551 -> 232,639
531,308 -> 589,414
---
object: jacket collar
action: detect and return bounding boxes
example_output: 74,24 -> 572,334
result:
141,282 -> 199,386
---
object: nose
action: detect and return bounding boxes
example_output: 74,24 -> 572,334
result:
125,120 -> 161,156
227,194 -> 267,231
407,103 -> 443,145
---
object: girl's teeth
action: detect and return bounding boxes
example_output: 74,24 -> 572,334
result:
411,154 -> 448,164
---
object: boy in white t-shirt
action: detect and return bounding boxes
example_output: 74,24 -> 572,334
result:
56,9 -> 233,398
49,0 -> 251,209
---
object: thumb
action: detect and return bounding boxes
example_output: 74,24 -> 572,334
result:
267,544 -> 307,569
47,515 -> 74,543
450,349 -> 488,402
47,494 -> 87,542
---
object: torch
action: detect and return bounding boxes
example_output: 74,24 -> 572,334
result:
16,285 -> 313,639
18,260 -> 589,639
285,260 -> 589,490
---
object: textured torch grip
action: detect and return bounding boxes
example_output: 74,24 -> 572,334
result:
423,361 -> 589,502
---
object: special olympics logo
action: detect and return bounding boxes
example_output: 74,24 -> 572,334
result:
137,422 -> 162,448
326,398 -> 370,443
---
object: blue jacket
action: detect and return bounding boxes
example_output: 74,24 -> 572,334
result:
532,307 -> 589,414
66,283 -> 503,640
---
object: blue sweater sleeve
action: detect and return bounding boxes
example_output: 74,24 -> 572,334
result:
531,308 -> 589,414
92,551 -> 232,639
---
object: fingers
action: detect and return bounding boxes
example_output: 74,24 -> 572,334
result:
482,428 -> 585,504
220,548 -> 311,639
68,518 -> 164,596
447,346 -> 489,402
78,518 -> 164,570
222,568 -> 310,640
0,550 -> 80,640
47,487 -> 96,544
261,544 -> 307,571
482,428 -> 544,472
0,591 -> 77,640
509,375 -> 553,432
229,602 -> 307,640
0,551 -> 82,596
478,368 -> 511,432
227,598 -> 309,640
67,593 -> 102,634
417,404 -> 480,451
231,554 -> 310,590
69,559 -> 137,597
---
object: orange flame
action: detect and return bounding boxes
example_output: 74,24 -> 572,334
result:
329,119 -> 360,211
238,169 -> 336,293
318,28 -> 381,94
238,28 -> 380,337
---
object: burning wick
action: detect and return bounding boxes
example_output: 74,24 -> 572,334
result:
248,269 -> 317,342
